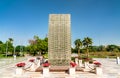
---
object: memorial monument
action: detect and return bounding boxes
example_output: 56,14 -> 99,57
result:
48,14 -> 71,66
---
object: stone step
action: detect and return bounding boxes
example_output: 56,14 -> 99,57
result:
19,70 -> 97,78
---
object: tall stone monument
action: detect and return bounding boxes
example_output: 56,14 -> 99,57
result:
48,14 -> 71,66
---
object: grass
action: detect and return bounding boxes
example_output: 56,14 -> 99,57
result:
89,52 -> 120,58
72,52 -> 120,61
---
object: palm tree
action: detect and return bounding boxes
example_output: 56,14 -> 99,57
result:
74,39 -> 82,59
8,38 -> 13,43
82,37 -> 92,58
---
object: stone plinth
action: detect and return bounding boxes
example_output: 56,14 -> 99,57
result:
43,67 -> 49,77
16,67 -> 24,75
78,60 -> 82,67
83,62 -> 90,72
69,67 -> 75,75
37,60 -> 40,67
116,57 -> 120,64
95,67 -> 102,75
84,62 -> 89,69
13,55 -> 16,60
75,58 -> 78,65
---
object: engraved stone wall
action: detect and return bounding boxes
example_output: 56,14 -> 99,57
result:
48,14 -> 71,66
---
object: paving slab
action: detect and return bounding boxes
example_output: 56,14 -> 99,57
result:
0,58 -> 120,78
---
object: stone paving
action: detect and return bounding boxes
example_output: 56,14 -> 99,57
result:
95,58 -> 120,78
0,57 -> 120,78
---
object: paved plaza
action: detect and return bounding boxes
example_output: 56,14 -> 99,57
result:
0,57 -> 120,78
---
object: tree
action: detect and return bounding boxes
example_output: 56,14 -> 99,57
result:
106,45 -> 119,52
28,35 -> 48,56
0,41 -> 3,44
74,39 -> 82,59
28,39 -> 37,56
9,38 -> 13,42
82,37 -> 93,58
33,35 -> 42,55
15,45 -> 26,56
40,37 -> 48,54
0,41 -> 3,53
97,45 -> 106,52
89,46 -> 98,52
71,47 -> 78,53
106,45 -> 119,56
35,37 -> 48,55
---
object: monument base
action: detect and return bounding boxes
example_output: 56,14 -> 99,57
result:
49,59 -> 70,66
95,67 -> 102,75
43,67 -> 49,77
69,67 -> 75,75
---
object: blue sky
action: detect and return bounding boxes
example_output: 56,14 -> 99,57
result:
0,0 -> 120,47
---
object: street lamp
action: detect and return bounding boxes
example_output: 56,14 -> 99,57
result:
20,45 -> 23,56
14,46 -> 16,55
6,41 -> 8,57
13,43 -> 16,60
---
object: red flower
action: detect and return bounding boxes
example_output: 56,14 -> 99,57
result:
16,62 -> 25,67
29,59 -> 35,62
43,63 -> 50,67
84,58 -> 91,61
94,62 -> 101,66
70,62 -> 77,67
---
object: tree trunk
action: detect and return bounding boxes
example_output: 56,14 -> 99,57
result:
78,49 -> 81,59
39,51 -> 41,56
33,51 -> 36,56
86,48 -> 89,58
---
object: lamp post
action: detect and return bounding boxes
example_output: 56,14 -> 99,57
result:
14,46 -> 16,55
6,41 -> 8,57
20,45 -> 23,56
13,44 -> 16,60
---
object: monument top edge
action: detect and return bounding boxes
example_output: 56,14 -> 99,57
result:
49,14 -> 71,15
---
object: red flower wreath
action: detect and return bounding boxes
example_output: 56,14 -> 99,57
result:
16,62 -> 26,67
70,61 -> 77,67
29,59 -> 35,62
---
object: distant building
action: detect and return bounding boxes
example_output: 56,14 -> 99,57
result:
48,14 -> 71,66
